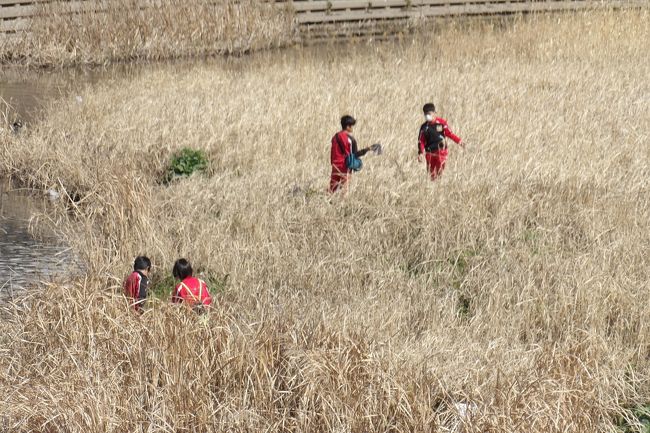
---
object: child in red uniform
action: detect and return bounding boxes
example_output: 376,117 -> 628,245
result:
417,103 -> 464,180
170,258 -> 212,312
329,115 -> 375,193
123,256 -> 151,313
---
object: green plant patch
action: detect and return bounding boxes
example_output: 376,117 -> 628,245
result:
615,404 -> 650,433
457,293 -> 472,321
206,273 -> 230,294
149,273 -> 176,301
148,272 -> 229,302
165,147 -> 209,183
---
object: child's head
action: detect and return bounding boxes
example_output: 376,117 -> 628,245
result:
340,115 -> 356,132
172,258 -> 193,281
423,103 -> 436,121
133,256 -> 151,276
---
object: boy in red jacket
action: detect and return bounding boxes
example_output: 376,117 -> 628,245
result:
329,115 -> 379,193
417,103 -> 464,180
123,256 -> 151,313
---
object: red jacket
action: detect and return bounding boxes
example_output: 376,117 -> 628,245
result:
123,271 -> 148,312
331,130 -> 352,170
171,277 -> 212,307
418,117 -> 461,154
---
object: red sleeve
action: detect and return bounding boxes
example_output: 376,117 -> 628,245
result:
440,118 -> 461,144
418,127 -> 426,154
331,132 -> 349,165
341,132 -> 351,155
123,273 -> 137,299
330,134 -> 338,163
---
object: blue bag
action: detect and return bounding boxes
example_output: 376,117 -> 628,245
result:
345,153 -> 363,172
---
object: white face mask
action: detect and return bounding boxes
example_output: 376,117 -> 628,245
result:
425,114 -> 433,122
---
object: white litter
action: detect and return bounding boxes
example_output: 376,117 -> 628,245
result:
46,189 -> 60,200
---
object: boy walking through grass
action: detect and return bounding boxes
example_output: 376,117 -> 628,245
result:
417,103 -> 464,180
329,115 -> 380,193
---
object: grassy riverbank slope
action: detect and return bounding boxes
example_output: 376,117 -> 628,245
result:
1,10 -> 649,432
0,0 -> 295,66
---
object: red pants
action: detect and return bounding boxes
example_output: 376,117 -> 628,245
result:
425,149 -> 448,181
329,165 -> 349,193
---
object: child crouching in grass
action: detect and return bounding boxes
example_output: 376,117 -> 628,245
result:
123,256 -> 151,313
170,258 -> 212,314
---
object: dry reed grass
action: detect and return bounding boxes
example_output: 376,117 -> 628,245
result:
0,0 -> 295,66
1,9 -> 649,432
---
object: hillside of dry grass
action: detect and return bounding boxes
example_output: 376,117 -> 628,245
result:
0,10 -> 649,432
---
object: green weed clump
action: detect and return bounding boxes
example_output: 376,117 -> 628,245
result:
616,404 -> 650,433
148,271 -> 228,301
148,273 -> 176,301
165,147 -> 209,183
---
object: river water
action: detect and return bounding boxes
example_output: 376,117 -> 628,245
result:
0,180 -> 69,296
0,66 -> 110,293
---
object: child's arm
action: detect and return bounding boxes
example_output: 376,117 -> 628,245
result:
350,135 -> 376,158
441,119 -> 463,146
350,136 -> 368,157
123,275 -> 136,299
417,126 -> 426,161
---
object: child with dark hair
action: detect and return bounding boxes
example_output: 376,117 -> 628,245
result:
170,258 -> 212,311
123,256 -> 151,313
418,103 -> 464,180
329,115 -> 380,193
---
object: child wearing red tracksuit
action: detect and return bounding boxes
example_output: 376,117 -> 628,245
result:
418,103 -> 464,180
329,115 -> 372,193
170,258 -> 212,312
123,256 -> 151,313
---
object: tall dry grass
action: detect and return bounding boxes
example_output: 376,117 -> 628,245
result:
1,9 -> 649,432
0,0 -> 295,66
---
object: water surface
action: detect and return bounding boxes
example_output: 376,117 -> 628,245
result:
0,180 -> 69,297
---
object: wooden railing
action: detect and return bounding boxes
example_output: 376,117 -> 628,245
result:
0,0 -> 645,33
292,0 -> 644,24
1,0 -> 37,32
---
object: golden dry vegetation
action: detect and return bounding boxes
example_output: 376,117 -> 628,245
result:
0,9 -> 649,432
0,0 -> 295,66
